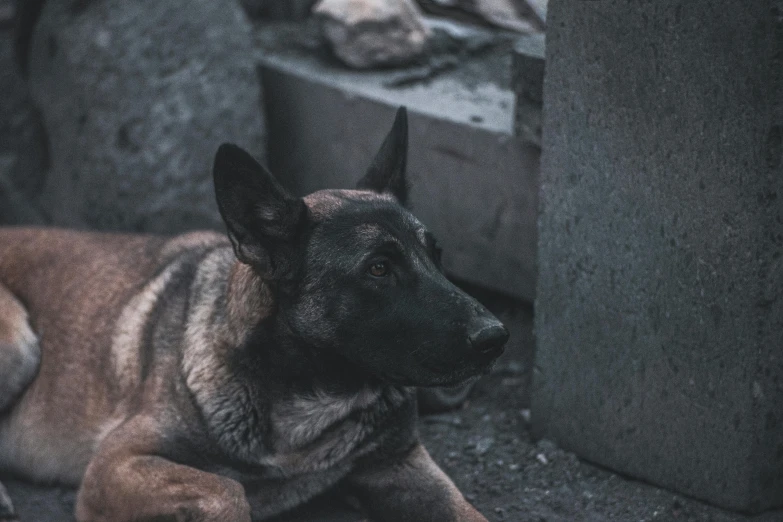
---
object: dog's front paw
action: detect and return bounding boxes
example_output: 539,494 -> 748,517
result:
188,480 -> 251,522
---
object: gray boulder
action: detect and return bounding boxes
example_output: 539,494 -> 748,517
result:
28,0 -> 265,234
240,0 -> 317,20
314,0 -> 430,69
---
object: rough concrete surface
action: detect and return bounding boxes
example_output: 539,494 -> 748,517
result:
0,30 -> 46,225
241,0 -> 318,20
534,0 -> 783,513
26,0 -> 265,234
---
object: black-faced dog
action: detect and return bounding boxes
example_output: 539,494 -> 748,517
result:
0,107 -> 508,521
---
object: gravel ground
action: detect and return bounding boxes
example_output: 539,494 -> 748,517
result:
2,21 -> 782,522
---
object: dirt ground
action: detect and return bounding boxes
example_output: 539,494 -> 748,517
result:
2,22 -> 782,522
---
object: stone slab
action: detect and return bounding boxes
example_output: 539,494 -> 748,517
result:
258,46 -> 539,300
532,0 -> 782,512
512,33 -> 544,146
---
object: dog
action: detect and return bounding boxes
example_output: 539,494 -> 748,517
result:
0,107 -> 509,521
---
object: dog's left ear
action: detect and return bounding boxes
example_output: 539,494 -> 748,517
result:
213,144 -> 306,277
356,106 -> 409,205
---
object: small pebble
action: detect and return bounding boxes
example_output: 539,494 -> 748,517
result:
475,436 -> 494,455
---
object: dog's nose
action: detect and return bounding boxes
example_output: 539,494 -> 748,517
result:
468,322 -> 509,353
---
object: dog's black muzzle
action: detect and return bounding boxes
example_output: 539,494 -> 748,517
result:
467,318 -> 509,355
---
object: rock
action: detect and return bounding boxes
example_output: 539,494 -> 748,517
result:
417,0 -> 539,33
0,28 -> 48,226
0,0 -> 14,27
475,436 -> 495,455
524,0 -> 547,24
240,0 -> 317,20
27,0 -> 266,234
0,154 -> 46,225
313,0 -> 430,69
474,0 -> 536,33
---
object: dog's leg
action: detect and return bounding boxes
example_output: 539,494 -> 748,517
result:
0,285 -> 30,521
0,283 -> 40,413
346,443 -> 488,522
76,417 -> 251,522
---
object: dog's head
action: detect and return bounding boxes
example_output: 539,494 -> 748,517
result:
213,107 -> 508,387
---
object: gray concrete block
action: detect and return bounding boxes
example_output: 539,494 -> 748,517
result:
532,0 -> 782,512
257,41 -> 539,300
512,33 -> 544,146
28,0 -> 265,234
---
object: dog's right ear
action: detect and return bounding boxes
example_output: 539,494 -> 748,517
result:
356,107 -> 409,205
213,144 -> 306,275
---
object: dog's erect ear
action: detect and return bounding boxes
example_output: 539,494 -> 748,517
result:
356,106 -> 409,205
213,144 -> 306,275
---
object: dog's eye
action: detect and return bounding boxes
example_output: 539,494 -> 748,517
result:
368,261 -> 389,277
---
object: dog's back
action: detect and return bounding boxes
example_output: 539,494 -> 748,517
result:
0,227 -> 226,483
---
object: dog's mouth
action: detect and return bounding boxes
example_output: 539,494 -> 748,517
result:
413,347 -> 503,388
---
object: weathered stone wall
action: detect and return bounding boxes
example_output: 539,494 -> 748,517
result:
533,0 -> 782,512
27,0 -> 265,233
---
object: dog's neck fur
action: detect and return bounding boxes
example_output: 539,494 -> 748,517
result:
181,248 -> 395,469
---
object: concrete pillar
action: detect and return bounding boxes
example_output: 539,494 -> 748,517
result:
532,0 -> 782,513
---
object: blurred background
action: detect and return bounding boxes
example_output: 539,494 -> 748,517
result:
0,1 -> 780,521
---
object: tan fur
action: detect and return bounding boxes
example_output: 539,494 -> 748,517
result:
273,386 -> 381,449
110,259 -> 186,393
0,227 -> 171,482
261,387 -> 408,476
0,225 -> 488,522
0,282 -> 40,413
226,261 -> 271,341
0,284 -> 34,348
75,414 -> 251,522
304,189 -> 396,221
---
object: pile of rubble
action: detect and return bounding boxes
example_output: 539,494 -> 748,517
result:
2,0 -> 544,233
249,0 -> 546,68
